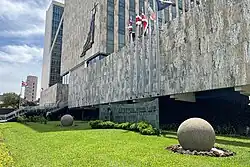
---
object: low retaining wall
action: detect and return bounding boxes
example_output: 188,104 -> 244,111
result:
99,99 -> 159,128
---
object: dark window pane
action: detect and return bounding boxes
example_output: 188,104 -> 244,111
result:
107,0 -> 114,54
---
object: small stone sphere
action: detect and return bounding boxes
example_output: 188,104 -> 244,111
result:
60,114 -> 74,127
177,118 -> 216,151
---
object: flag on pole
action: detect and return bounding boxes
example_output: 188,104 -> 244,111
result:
148,4 -> 156,21
127,16 -> 135,42
135,14 -> 142,26
127,16 -> 133,32
156,0 -> 173,11
141,13 -> 148,35
21,81 -> 28,87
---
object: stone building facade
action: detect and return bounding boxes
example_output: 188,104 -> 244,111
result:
99,99 -> 159,128
60,0 -> 250,127
40,83 -> 68,107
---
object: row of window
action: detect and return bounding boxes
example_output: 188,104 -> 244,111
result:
118,0 -> 125,49
106,0 -> 181,54
107,0 -> 136,53
51,59 -> 61,66
107,0 -> 114,54
50,75 -> 62,86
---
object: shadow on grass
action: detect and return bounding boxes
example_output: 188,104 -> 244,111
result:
162,131 -> 250,148
216,139 -> 250,148
24,121 -> 92,133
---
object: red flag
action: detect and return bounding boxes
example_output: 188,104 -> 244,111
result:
21,81 -> 28,87
141,13 -> 148,35
136,14 -> 142,26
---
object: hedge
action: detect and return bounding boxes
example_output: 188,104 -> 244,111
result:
89,120 -> 160,136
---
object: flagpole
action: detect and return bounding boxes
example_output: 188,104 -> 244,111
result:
19,82 -> 22,109
146,0 -> 152,94
154,0 -> 160,96
141,6 -> 145,95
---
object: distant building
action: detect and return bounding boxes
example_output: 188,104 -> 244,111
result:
41,0 -> 64,90
24,76 -> 38,102
0,95 -> 3,105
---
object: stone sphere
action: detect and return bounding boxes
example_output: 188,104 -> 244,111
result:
60,114 -> 74,127
177,118 -> 215,151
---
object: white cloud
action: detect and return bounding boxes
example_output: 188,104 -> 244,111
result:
0,0 -> 46,21
0,0 -> 65,97
0,45 -> 43,63
0,0 -> 46,38
0,0 -> 64,38
0,25 -> 44,38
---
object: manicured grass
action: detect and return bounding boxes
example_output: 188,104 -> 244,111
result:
0,122 -> 250,167
0,130 -> 14,167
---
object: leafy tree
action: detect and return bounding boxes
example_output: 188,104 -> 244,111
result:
0,93 -> 20,109
23,101 -> 38,107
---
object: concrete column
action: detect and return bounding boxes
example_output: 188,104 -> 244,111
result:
135,0 -> 139,14
175,0 -> 179,18
125,0 -> 130,45
114,1 -> 119,52
169,5 -> 172,21
182,0 -> 186,16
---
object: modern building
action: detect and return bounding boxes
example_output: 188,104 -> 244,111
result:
41,0 -> 250,130
61,0 -> 179,79
24,76 -> 38,102
41,0 -> 64,90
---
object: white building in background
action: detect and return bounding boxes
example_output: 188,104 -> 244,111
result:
41,0 -> 64,90
24,76 -> 38,102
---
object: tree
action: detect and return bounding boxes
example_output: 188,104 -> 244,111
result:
22,101 -> 38,107
0,93 -> 20,109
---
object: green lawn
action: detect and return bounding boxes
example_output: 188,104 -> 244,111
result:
1,121 -> 250,167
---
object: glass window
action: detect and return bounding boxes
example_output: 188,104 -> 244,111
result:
118,33 -> 125,49
107,0 -> 114,54
118,0 -> 125,49
129,0 -> 135,11
139,0 -> 145,13
172,6 -> 177,19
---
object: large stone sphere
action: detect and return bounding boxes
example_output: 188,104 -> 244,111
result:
177,118 -> 215,151
60,114 -> 74,127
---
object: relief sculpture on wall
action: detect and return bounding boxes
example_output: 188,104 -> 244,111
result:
80,2 -> 98,57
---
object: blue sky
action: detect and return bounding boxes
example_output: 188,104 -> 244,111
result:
0,0 -> 64,97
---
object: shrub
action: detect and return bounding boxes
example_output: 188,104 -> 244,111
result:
89,120 -> 103,129
39,117 -> 47,124
27,115 -> 46,123
89,120 -> 160,136
17,115 -> 47,124
114,123 -> 122,129
154,128 -> 161,136
137,121 -> 159,135
141,126 -> 157,135
99,121 -> 116,129
130,123 -> 139,132
17,116 -> 28,124
137,121 -> 151,132
119,122 -> 131,130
